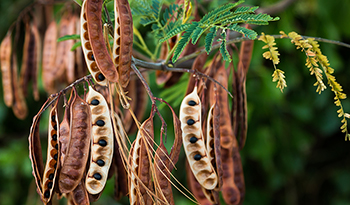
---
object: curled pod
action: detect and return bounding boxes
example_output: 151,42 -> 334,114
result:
113,0 -> 133,87
85,86 -> 114,195
42,20 -> 58,93
0,32 -> 13,107
80,1 -> 107,86
86,0 -> 118,83
59,88 -> 91,193
179,87 -> 218,190
42,97 -> 61,203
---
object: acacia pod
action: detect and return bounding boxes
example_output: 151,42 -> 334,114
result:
0,32 -> 13,107
30,23 -> 41,101
80,1 -> 107,86
19,21 -> 31,97
12,53 -> 28,119
185,53 -> 208,95
113,0 -> 133,87
113,134 -> 128,200
42,98 -> 61,203
65,14 -> 77,83
85,86 -> 114,195
233,145 -> 245,204
179,87 -> 218,190
86,0 -> 118,83
154,142 -> 174,205
71,181 -> 90,205
42,20 -> 58,93
168,104 -> 182,171
128,141 -> 138,205
59,88 -> 91,193
75,14 -> 86,79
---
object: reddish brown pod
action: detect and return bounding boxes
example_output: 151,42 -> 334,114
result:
113,0 -> 133,88
86,0 -> 119,83
0,32 -> 13,107
59,88 -> 91,193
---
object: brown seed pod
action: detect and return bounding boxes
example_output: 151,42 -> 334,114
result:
85,86 -> 114,195
30,23 -> 41,101
42,97 -> 61,203
12,53 -> 28,119
0,32 -> 14,107
71,180 -> 90,205
65,14 -> 77,84
86,0 -> 118,83
59,88 -> 91,193
233,145 -> 245,204
80,1 -> 107,86
180,86 -> 218,190
42,20 -> 58,93
113,0 -> 133,87
113,134 -> 128,200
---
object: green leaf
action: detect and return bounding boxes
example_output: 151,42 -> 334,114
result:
159,23 -> 191,43
191,27 -> 204,44
172,23 -> 198,62
205,27 -> 217,54
199,0 -> 245,24
228,24 -> 257,39
219,31 -> 231,62
70,41 -> 81,51
57,34 -> 80,42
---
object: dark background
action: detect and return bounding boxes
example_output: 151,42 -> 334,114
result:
0,0 -> 350,204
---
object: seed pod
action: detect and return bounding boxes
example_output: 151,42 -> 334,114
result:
71,180 -> 90,205
30,23 -> 41,101
12,53 -> 28,119
113,0 -> 133,87
0,32 -> 13,107
85,86 -> 114,195
59,88 -> 91,193
179,87 -> 218,190
42,97 -> 61,203
66,14 -> 77,84
86,0 -> 118,83
42,20 -> 58,93
113,135 -> 128,200
233,145 -> 245,204
80,1 -> 107,86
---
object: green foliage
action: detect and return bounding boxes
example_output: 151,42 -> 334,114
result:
57,34 -> 80,42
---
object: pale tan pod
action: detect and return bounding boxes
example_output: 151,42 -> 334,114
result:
42,20 -> 57,93
128,139 -> 141,205
65,14 -> 77,83
85,86 -> 114,194
0,32 -> 13,107
42,100 -> 60,203
80,1 -> 107,86
179,87 -> 218,190
206,104 -> 215,163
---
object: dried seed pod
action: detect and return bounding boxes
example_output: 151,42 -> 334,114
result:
233,145 -> 245,204
86,0 -> 118,83
71,180 -> 90,205
80,1 -> 107,86
66,14 -> 77,83
12,53 -> 28,119
42,20 -> 58,93
59,88 -> 91,193
0,32 -> 14,107
30,23 -> 41,101
113,0 -> 133,87
42,97 -> 61,203
113,135 -> 128,200
180,87 -> 218,190
85,86 -> 114,195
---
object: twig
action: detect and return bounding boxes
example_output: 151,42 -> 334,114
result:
131,63 -> 168,136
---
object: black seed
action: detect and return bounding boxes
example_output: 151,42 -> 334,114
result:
54,163 -> 57,169
189,136 -> 198,143
96,159 -> 105,166
51,115 -> 55,121
44,191 -> 50,198
187,119 -> 195,125
93,173 -> 102,180
47,182 -> 53,189
96,120 -> 105,126
194,154 -> 202,161
49,174 -> 54,180
91,54 -> 95,61
98,139 -> 107,147
54,154 -> 58,160
188,100 -> 196,106
53,124 -> 57,130
52,134 -> 57,141
91,99 -> 99,105
98,73 -> 105,81
55,144 -> 58,149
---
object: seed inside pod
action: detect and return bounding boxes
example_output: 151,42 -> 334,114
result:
49,173 -> 54,180
194,154 -> 202,161
93,173 -> 102,180
51,115 -> 56,121
55,144 -> 58,149
187,119 -> 195,125
44,191 -> 50,198
189,136 -> 198,143
52,134 -> 57,141
96,159 -> 105,166
91,54 -> 95,61
54,154 -> 58,160
91,99 -> 99,105
53,124 -> 57,130
188,100 -> 197,106
98,73 -> 105,81
96,120 -> 105,126
98,139 -> 107,147
48,182 -> 53,189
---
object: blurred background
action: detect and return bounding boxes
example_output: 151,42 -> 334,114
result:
1,0 -> 350,204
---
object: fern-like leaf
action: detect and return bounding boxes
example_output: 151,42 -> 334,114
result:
199,0 -> 245,24
205,27 -> 217,54
172,23 -> 198,62
272,69 -> 287,92
159,23 -> 191,43
191,27 -> 204,44
228,24 -> 257,39
219,31 -> 231,62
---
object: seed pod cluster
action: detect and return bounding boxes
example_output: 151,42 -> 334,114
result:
180,86 -> 218,190
85,86 -> 114,194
